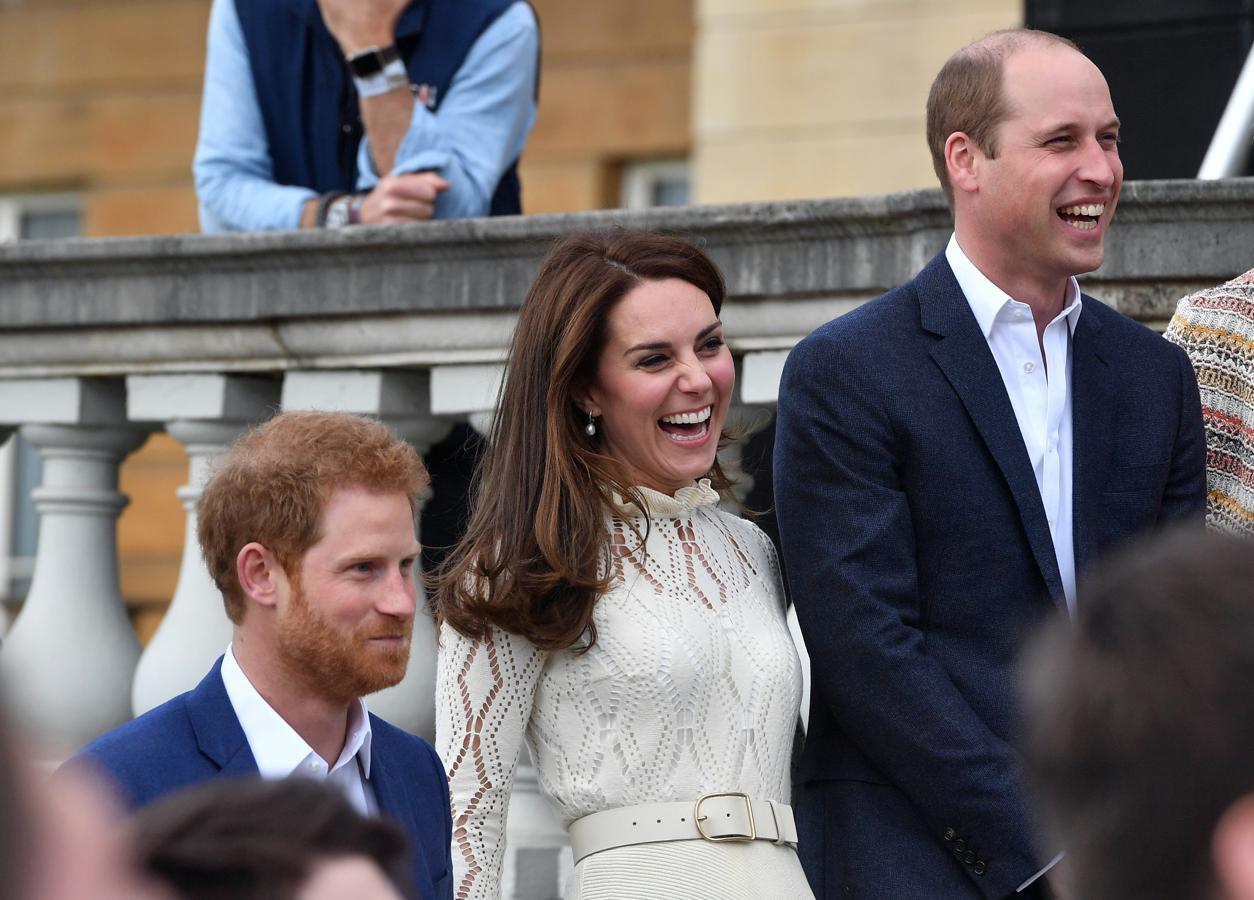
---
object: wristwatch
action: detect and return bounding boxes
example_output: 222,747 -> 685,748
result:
347,45 -> 410,98
324,194 -> 354,228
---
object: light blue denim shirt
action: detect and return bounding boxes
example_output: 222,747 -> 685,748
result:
193,0 -> 539,232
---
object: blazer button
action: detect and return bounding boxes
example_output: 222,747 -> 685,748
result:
974,861 -> 987,876
963,850 -> 977,864
953,839 -> 967,852
943,828 -> 956,842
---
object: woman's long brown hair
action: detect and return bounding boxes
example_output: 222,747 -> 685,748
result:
433,229 -> 733,652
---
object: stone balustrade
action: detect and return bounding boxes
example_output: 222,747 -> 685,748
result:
0,178 -> 1251,898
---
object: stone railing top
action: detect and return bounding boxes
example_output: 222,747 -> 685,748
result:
1,178 -> 1252,377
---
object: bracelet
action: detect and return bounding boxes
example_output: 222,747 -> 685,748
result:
352,60 -> 410,98
314,192 -> 345,228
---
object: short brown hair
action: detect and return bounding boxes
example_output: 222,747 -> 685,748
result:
1023,529 -> 1254,900
435,229 -> 732,651
926,28 -> 1080,201
132,777 -> 409,900
198,411 -> 429,623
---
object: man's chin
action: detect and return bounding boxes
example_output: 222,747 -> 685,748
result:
355,648 -> 411,694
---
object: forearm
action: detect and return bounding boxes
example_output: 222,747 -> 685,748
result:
359,88 -> 416,177
195,164 -> 315,232
195,0 -> 316,232
356,2 -> 538,218
435,624 -> 544,900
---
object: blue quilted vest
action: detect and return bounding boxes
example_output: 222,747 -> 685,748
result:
234,0 -> 525,215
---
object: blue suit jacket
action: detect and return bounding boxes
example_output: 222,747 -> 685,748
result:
74,658 -> 453,900
773,253 -> 1206,900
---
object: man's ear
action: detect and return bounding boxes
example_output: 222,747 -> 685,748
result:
236,542 -> 286,611
1213,793 -> 1254,900
945,131 -> 983,196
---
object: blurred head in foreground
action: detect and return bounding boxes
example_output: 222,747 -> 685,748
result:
0,691 -> 169,900
132,777 -> 409,900
1024,528 -> 1254,900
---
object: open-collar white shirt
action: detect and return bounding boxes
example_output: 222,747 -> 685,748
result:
220,644 -> 377,815
946,235 -> 1080,615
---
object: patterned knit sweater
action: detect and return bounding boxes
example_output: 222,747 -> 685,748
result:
434,480 -> 803,900
1165,269 -> 1254,535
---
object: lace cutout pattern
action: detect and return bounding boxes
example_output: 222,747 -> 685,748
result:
436,497 -> 801,900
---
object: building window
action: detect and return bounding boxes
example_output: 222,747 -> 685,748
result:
620,159 -> 691,209
0,195 -> 80,625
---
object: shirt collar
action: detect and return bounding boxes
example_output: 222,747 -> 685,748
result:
220,645 -> 373,780
945,234 -> 1082,338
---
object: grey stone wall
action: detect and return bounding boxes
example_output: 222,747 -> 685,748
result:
1,178 -> 1251,377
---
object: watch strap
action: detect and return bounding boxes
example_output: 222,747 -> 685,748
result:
314,192 -> 346,228
353,61 -> 409,98
346,44 -> 401,78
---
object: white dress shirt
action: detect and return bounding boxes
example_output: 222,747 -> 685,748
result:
220,645 -> 376,815
946,235 -> 1080,613
947,237 -> 1075,891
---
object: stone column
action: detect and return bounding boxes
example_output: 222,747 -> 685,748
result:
128,374 -> 281,716
282,369 -> 452,741
0,378 -> 147,752
0,426 -> 15,639
717,402 -> 775,510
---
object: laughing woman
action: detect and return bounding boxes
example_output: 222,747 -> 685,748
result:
433,229 -> 810,900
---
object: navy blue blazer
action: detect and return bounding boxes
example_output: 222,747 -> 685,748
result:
773,252 -> 1206,900
74,658 -> 453,900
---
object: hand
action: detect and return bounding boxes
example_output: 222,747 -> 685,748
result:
316,0 -> 408,55
358,172 -> 449,224
1044,869 -> 1072,900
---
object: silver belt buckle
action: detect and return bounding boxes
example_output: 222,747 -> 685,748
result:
694,791 -> 756,842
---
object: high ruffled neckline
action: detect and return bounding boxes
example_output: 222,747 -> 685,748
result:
608,478 -> 720,518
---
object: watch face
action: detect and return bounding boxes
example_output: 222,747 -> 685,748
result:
325,196 -> 352,228
348,45 -> 401,78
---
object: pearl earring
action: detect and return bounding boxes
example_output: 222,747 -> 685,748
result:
585,412 -> 597,437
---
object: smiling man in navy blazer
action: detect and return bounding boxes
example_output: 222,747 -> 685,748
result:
74,412 -> 453,900
774,29 -> 1205,900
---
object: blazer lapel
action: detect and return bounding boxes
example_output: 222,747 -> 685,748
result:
918,255 -> 1067,606
1069,301 -> 1111,581
186,657 -> 259,777
369,735 -> 414,827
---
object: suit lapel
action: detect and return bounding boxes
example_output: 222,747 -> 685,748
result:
368,724 -> 413,826
918,255 -> 1067,606
186,657 -> 259,777
1069,301 -> 1111,581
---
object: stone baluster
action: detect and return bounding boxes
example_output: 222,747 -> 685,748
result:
453,387 -> 568,900
128,374 -> 281,716
0,427 -> 14,640
282,369 -> 452,741
0,378 -> 148,753
717,401 -> 775,510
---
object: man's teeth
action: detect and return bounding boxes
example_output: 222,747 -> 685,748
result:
660,407 -> 712,425
1058,203 -> 1105,217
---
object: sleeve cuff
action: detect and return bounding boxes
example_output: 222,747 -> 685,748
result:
1017,851 -> 1064,892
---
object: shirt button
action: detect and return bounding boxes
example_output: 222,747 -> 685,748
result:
1023,362 -> 1036,375
1014,309 -> 1026,320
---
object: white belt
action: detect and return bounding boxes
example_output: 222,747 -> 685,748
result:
568,792 -> 799,866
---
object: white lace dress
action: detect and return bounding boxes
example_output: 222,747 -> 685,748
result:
435,480 -> 811,900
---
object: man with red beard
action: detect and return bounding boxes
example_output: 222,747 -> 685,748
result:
71,412 -> 453,900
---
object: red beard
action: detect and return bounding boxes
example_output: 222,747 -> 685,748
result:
275,577 -> 413,705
